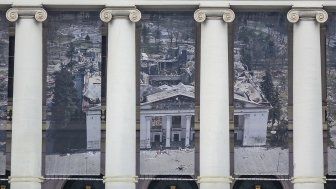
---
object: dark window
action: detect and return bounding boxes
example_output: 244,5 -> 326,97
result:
172,116 -> 181,128
101,35 -> 106,101
7,36 -> 14,99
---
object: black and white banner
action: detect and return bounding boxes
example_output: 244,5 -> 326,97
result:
0,13 -> 9,175
233,12 -> 289,175
327,13 -> 336,175
139,12 -> 196,175
45,12 -> 102,175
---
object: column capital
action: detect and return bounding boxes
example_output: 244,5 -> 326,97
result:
287,9 -> 328,24
185,115 -> 192,120
145,116 -> 152,121
6,7 -> 47,22
100,6 -> 141,23
194,7 -> 235,23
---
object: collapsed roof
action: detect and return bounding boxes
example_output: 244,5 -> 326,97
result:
140,59 -> 270,107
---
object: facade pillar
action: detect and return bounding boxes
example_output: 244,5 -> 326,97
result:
100,6 -> 141,189
145,116 -> 151,149
165,115 -> 172,148
6,7 -> 47,189
194,6 -> 234,189
185,115 -> 192,147
287,8 -> 328,189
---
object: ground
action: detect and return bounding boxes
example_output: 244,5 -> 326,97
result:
234,147 -> 289,175
329,126 -> 336,175
45,152 -> 100,175
140,148 -> 194,175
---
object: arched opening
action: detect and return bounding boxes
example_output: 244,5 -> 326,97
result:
233,175 -> 283,189
62,175 -> 103,189
0,170 -> 10,189
147,175 -> 198,189
325,175 -> 336,189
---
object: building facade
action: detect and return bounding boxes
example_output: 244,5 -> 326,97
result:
0,0 -> 335,189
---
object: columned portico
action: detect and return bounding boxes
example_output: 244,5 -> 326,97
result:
6,6 -> 47,189
194,5 -> 234,189
288,8 -> 328,189
100,5 -> 141,189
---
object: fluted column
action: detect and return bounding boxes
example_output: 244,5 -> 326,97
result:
287,8 -> 328,189
194,6 -> 234,189
100,6 -> 141,189
6,6 -> 47,189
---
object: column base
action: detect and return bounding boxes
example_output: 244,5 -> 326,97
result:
10,183 -> 41,189
104,176 -> 138,189
200,182 -> 231,189
198,176 -> 232,189
292,176 -> 325,189
9,176 -> 44,189
293,183 -> 324,189
105,182 -> 136,189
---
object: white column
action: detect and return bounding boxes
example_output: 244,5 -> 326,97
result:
288,9 -> 328,189
165,115 -> 172,148
145,116 -> 151,149
100,6 -> 141,189
185,115 -> 192,147
6,7 -> 47,189
194,7 -> 234,189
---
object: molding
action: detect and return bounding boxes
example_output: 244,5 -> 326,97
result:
197,176 -> 233,183
9,176 -> 44,183
6,7 -> 47,22
100,7 -> 141,23
5,1 -> 336,11
194,8 -> 235,23
291,176 -> 326,184
6,1 -> 336,10
287,9 -> 328,23
103,176 -> 138,183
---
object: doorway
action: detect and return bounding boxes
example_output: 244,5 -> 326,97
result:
325,175 -> 336,189
148,176 -> 198,189
233,176 -> 283,189
62,175 -> 103,189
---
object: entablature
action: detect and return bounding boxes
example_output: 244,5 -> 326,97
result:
1,1 -> 336,11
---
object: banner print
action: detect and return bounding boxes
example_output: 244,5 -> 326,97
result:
233,12 -> 289,175
45,12 -> 102,175
327,13 -> 336,175
139,12 -> 196,175
0,13 -> 8,175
